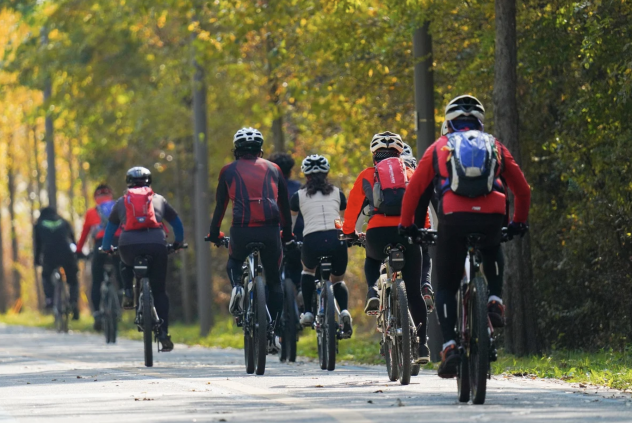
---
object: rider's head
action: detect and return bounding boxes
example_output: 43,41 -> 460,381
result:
39,206 -> 57,220
370,131 -> 404,163
301,154 -> 330,176
444,95 -> 485,133
268,152 -> 295,179
94,184 -> 113,204
233,127 -> 264,159
125,167 -> 152,188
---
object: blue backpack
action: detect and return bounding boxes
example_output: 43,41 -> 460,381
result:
95,200 -> 116,231
446,130 -> 498,198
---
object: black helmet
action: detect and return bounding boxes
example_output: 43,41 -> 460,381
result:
126,167 -> 152,187
94,184 -> 113,198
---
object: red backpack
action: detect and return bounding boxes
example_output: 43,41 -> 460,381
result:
371,157 -> 408,216
123,187 -> 161,231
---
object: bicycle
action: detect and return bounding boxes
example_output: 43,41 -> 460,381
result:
210,236 -> 273,375
102,243 -> 186,367
52,268 -> 70,333
100,257 -> 122,344
280,242 -> 303,363
436,227 -> 510,405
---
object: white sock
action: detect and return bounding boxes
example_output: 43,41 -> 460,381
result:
443,340 -> 456,350
488,295 -> 503,305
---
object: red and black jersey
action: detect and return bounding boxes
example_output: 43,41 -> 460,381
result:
400,135 -> 531,227
210,156 -> 292,234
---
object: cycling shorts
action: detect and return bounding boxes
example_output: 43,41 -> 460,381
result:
301,229 -> 348,276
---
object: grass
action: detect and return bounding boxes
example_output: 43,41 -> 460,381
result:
0,310 -> 387,364
5,311 -> 632,391
492,349 -> 632,391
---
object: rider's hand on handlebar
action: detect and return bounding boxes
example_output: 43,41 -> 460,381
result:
397,223 -> 419,238
281,229 -> 295,245
507,221 -> 529,239
172,241 -> 184,251
206,231 -> 226,247
342,231 -> 359,247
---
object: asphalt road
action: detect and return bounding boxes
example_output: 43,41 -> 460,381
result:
0,324 -> 630,422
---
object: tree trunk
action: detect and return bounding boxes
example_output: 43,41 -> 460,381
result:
175,148 -> 192,324
8,135 -> 21,306
0,190 -> 6,313
67,136 -> 76,227
413,22 -> 436,155
191,26 -> 213,335
33,126 -> 45,208
29,127 -> 44,310
493,0 -> 538,355
42,27 -> 57,209
265,31 -> 285,152
271,114 -> 285,153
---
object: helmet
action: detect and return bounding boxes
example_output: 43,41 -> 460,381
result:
444,95 -> 485,123
402,143 -> 414,157
94,184 -> 112,198
403,156 -> 417,169
370,131 -> 405,154
441,120 -> 449,136
233,127 -> 264,149
268,152 -> 295,177
301,155 -> 330,175
126,166 -> 152,187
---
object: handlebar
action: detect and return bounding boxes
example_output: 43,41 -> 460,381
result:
407,229 -> 438,246
99,243 -> 188,255
205,236 -> 230,248
339,232 -> 366,248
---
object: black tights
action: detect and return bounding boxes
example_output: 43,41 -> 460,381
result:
301,271 -> 349,314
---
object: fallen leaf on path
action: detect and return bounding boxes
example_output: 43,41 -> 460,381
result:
373,390 -> 383,393
367,400 -> 373,404
396,398 -> 404,407
315,385 -> 324,388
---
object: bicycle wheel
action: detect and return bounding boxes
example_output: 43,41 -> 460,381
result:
469,276 -> 489,404
281,278 -> 298,363
385,290 -> 399,381
395,280 -> 412,385
142,279 -> 154,368
244,281 -> 255,374
253,276 -> 267,375
104,291 -> 117,344
316,294 -> 327,370
324,281 -> 337,371
457,289 -> 470,403
53,275 -> 62,333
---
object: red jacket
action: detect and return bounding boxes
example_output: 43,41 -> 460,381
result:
77,207 -> 121,251
400,135 -> 531,227
343,165 -> 430,234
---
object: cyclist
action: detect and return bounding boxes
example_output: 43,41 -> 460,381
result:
342,131 -> 433,364
34,207 -> 80,319
207,127 -> 294,353
76,184 -> 121,331
268,153 -> 303,294
290,155 -> 352,335
100,166 -> 186,352
399,95 -> 530,378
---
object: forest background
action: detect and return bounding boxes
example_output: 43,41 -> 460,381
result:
0,0 -> 631,357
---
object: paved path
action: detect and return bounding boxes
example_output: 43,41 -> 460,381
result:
0,324 -> 630,422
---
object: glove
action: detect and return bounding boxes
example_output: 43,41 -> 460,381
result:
343,232 -> 359,247
507,221 -> 529,238
282,230 -> 295,245
398,223 -> 419,238
207,231 -> 224,244
172,241 -> 183,251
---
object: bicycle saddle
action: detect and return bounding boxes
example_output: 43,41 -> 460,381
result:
246,242 -> 266,252
466,233 -> 486,246
133,256 -> 151,278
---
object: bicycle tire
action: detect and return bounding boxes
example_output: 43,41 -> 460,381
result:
142,278 -> 153,368
104,292 -> 117,344
457,288 -> 470,403
385,289 -> 399,381
282,278 -> 298,363
396,280 -> 412,385
53,274 -> 62,333
253,276 -> 267,375
244,280 -> 255,374
316,293 -> 327,370
324,281 -> 337,371
469,276 -> 489,404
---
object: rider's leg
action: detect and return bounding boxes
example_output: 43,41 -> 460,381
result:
420,245 -> 435,310
330,234 -> 349,310
63,259 -> 80,320
90,242 -> 106,312
300,268 -> 316,315
41,263 -> 54,309
331,275 -> 348,310
145,244 -> 169,333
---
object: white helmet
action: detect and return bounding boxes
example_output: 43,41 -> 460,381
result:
370,131 -> 405,154
441,120 -> 448,136
233,127 -> 264,149
301,155 -> 330,175
444,95 -> 485,123
402,143 -> 414,157
403,156 -> 417,169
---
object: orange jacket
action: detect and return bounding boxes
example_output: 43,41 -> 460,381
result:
342,166 -> 429,234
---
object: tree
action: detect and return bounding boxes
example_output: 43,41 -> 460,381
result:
493,0 -> 537,355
